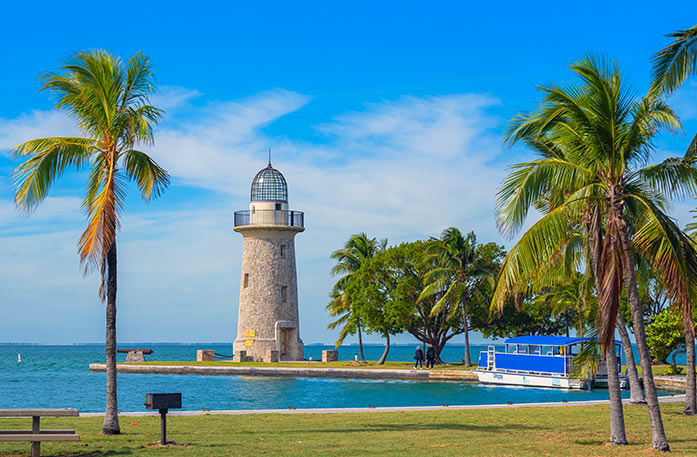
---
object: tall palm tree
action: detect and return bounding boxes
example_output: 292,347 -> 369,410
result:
419,228 -> 495,367
11,50 -> 169,435
651,24 -> 697,416
495,55 -> 697,450
328,233 -> 387,362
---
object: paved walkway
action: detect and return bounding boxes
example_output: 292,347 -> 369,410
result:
89,363 -> 479,381
80,394 -> 686,417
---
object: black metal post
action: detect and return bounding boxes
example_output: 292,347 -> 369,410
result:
159,408 -> 168,445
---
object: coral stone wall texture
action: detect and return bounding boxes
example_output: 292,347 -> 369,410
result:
233,227 -> 304,361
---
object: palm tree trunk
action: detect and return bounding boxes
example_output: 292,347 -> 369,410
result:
606,339 -> 628,445
102,242 -> 120,435
684,317 -> 696,415
617,222 -> 669,451
461,302 -> 471,367
376,334 -> 390,365
357,319 -> 366,363
616,314 -> 645,404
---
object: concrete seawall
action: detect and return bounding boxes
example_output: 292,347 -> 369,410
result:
88,363 -> 687,392
89,363 -> 479,382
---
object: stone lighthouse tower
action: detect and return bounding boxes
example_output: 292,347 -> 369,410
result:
232,160 -> 304,362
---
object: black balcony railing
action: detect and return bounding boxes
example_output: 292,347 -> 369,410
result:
234,210 -> 304,228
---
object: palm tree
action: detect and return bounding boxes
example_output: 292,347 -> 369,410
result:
495,55 -> 697,450
11,50 -> 169,435
419,228 -> 495,367
651,24 -> 697,416
328,233 -> 387,362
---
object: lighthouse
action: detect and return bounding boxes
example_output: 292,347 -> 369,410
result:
232,160 -> 304,362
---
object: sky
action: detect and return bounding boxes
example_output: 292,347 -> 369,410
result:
1,2 -> 697,345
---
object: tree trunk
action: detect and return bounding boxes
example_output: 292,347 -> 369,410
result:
616,313 -> 645,404
617,222 -> 669,451
102,242 -> 120,435
684,318 -> 696,415
376,334 -> 390,365
357,319 -> 366,363
606,339 -> 628,445
461,302 -> 471,367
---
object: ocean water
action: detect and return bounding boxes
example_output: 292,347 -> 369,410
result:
0,344 -> 677,413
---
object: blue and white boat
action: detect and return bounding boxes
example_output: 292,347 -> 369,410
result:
476,335 -> 627,390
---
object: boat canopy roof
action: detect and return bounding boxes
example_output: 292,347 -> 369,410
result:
503,335 -> 622,347
504,336 -> 588,346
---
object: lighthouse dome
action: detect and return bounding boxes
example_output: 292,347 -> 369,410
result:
250,164 -> 288,202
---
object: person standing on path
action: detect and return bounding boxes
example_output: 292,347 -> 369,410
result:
426,344 -> 435,369
413,346 -> 424,369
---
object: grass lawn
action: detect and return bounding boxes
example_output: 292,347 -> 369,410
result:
125,360 -> 474,371
1,403 -> 695,456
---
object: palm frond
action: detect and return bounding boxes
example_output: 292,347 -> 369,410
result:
650,25 -> 697,95
123,150 -> 170,200
11,137 -> 94,212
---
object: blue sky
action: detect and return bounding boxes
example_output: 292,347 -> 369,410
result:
1,2 -> 697,344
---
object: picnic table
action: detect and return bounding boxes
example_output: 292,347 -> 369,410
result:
0,408 -> 79,457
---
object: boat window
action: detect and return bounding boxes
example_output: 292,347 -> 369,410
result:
530,345 -> 539,355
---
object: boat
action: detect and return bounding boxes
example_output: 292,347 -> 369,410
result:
475,335 -> 628,390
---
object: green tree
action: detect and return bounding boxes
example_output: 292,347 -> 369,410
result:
344,251 -> 403,365
11,51 -> 169,435
327,233 -> 387,362
369,241 -> 464,364
646,308 -> 684,365
651,24 -> 697,416
533,274 -> 589,337
419,229 -> 496,366
496,55 -> 697,450
472,298 -> 571,339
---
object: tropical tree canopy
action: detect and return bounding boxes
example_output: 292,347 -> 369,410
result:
12,50 -> 169,295
327,233 -> 387,350
495,54 -> 697,351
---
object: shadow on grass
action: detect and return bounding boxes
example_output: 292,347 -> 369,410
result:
241,422 -> 539,434
574,439 -> 605,446
72,452 -> 134,456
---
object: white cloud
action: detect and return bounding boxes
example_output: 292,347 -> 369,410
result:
0,110 -> 79,152
151,86 -> 202,110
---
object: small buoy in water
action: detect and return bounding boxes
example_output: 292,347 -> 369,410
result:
17,353 -> 22,363
309,356 -> 312,361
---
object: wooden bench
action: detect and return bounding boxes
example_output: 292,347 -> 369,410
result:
0,409 -> 79,457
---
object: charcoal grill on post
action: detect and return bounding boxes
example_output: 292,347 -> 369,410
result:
144,393 -> 181,445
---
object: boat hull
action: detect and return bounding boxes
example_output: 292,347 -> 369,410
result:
476,370 -> 589,389
592,375 -> 629,389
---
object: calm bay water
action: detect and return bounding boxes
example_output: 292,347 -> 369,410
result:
0,344 -> 675,413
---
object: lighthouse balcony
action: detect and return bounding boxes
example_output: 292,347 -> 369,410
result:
234,210 -> 304,228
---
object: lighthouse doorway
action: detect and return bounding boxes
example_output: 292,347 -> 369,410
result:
280,328 -> 293,357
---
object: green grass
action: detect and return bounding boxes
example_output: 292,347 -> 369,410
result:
122,360 -> 474,371
622,364 -> 687,377
0,403 -> 695,456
